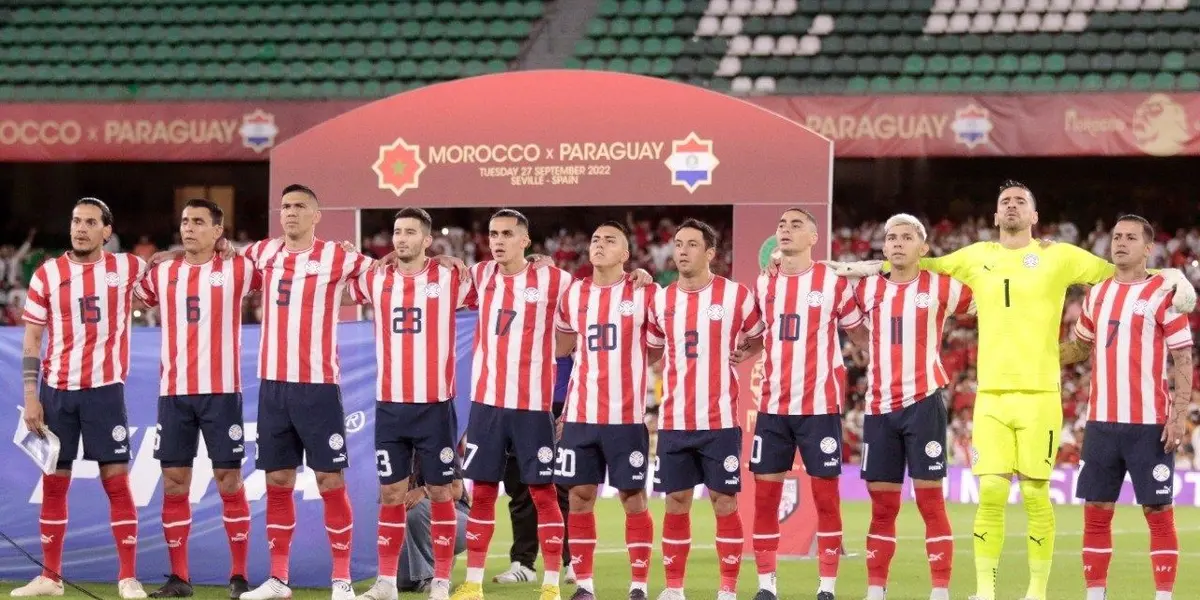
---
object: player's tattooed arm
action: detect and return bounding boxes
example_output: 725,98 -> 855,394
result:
731,335 -> 765,364
21,322 -> 46,436
1163,348 -> 1193,452
1058,338 -> 1093,366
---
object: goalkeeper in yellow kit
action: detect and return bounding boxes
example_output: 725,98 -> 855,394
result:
832,180 -> 1196,600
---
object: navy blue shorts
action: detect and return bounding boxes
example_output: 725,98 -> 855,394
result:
155,393 -> 245,469
255,380 -> 348,473
375,400 -> 459,486
41,383 -> 130,470
654,428 -> 743,494
464,402 -> 556,485
750,412 -> 842,478
555,422 -> 650,490
1077,421 -> 1175,506
861,392 -> 949,483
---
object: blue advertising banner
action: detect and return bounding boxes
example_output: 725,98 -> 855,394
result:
0,316 -> 479,587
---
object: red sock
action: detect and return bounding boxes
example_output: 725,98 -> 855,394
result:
39,475 -> 70,582
866,489 -> 900,588
661,512 -> 691,589
568,511 -> 596,581
1146,508 -> 1178,592
1081,504 -> 1114,589
219,488 -> 250,578
265,484 -> 296,582
625,509 -> 653,584
161,493 -> 192,581
753,479 -> 783,576
915,486 -> 953,588
811,477 -> 843,579
102,474 -> 138,581
529,484 -> 565,572
377,504 -> 406,578
430,499 -> 458,580
466,482 -> 500,571
715,511 -> 744,593
321,486 -> 354,582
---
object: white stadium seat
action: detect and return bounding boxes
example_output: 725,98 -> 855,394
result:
731,0 -> 755,15
728,35 -> 753,55
933,0 -> 957,13
1142,0 -> 1165,9
1027,0 -> 1048,11
994,11 -> 1018,30
1165,0 -> 1186,9
970,13 -> 996,31
1063,11 -> 1087,29
708,0 -> 732,15
1017,12 -> 1041,30
1071,0 -> 1095,9
1049,0 -> 1072,11
753,76 -> 777,94
717,56 -> 742,76
697,16 -> 721,35
948,13 -> 971,31
773,0 -> 799,14
1117,0 -> 1140,10
751,0 -> 776,14
731,76 -> 753,94
774,35 -> 799,54
798,34 -> 821,55
719,15 -> 744,35
957,0 -> 982,13
751,35 -> 775,55
924,13 -> 949,33
1040,12 -> 1064,30
1095,0 -> 1117,11
980,0 -> 1004,12
1003,0 -> 1026,12
810,14 -> 835,34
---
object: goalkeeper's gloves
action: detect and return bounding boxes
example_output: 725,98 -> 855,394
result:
821,260 -> 885,278
1159,268 -> 1197,314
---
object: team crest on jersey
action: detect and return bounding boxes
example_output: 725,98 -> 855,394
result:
439,447 -> 455,464
924,441 -> 943,458
806,291 -> 824,307
1132,299 -> 1150,315
1022,253 -> 1039,268
209,272 -> 226,287
105,272 -> 121,288
777,477 -> 800,522
111,425 -> 128,442
1153,464 -> 1171,482
423,282 -> 441,298
304,260 -> 323,275
537,446 -> 554,464
228,424 -> 243,441
523,287 -> 542,303
914,293 -> 932,309
819,436 -> 838,454
618,300 -> 636,316
328,433 -> 345,451
722,455 -> 739,473
707,304 -> 725,321
629,451 -> 645,468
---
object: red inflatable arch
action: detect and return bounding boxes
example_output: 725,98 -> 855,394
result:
269,70 -> 833,558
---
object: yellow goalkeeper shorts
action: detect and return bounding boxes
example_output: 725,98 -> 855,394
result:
970,391 -> 1062,480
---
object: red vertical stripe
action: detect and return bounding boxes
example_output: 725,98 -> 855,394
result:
597,284 -> 616,422
757,276 -> 776,413
79,261 -> 98,387
99,254 -> 120,385
425,268 -> 442,402
822,274 -> 845,414
618,283 -> 635,425
663,284 -> 679,430
911,273 -> 931,405
53,259 -> 73,387
231,258 -> 245,392
493,271 -> 516,408
210,260 -> 226,394
273,252 -> 296,381
800,271 -> 823,415
400,272 -> 417,401
319,244 -> 347,382
184,263 -> 201,395
781,275 -> 802,414
163,261 -> 181,394
867,279 -> 884,413
575,282 -> 593,422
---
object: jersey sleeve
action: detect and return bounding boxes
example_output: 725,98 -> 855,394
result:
455,273 -> 475,310
945,276 -> 974,315
1159,294 -> 1194,350
1053,243 -> 1116,286
343,250 -> 373,281
242,239 -> 269,263
134,266 -> 158,307
554,282 -> 576,334
916,243 -> 979,282
646,290 -> 665,342
740,284 -> 766,339
346,271 -> 372,305
21,266 -> 50,325
1073,290 -> 1097,343
246,258 -> 264,292
834,275 -> 865,329
643,286 -> 665,348
131,255 -> 149,282
846,277 -> 869,329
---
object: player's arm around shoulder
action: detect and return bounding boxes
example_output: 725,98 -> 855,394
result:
914,241 -> 986,282
552,279 -> 580,358
1049,241 -> 1115,286
1060,285 -> 1098,366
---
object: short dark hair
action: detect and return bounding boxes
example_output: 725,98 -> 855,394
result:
75,197 -> 113,227
997,179 -> 1036,209
282,183 -> 318,204
593,220 -> 630,247
677,218 -> 718,249
394,207 -> 433,233
490,208 -> 529,230
1115,214 -> 1155,241
781,207 -> 817,225
182,198 -> 224,227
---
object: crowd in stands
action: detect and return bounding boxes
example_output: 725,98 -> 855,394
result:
3,214 -> 1199,469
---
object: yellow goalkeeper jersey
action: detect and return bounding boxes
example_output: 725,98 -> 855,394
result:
919,241 -> 1114,393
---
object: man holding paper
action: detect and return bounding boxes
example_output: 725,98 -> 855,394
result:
15,198 -> 149,599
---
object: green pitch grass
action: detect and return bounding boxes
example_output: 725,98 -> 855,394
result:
4,499 -> 1196,599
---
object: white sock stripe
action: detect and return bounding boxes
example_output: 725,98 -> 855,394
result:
110,520 -> 137,527
431,520 -> 459,525
266,523 -> 296,530
467,517 -> 494,525
714,537 -> 744,543
572,539 -> 598,544
662,537 -> 691,544
39,519 -> 68,525
866,534 -> 897,543
325,524 -> 353,534
537,523 -> 564,528
162,519 -> 192,528
1082,547 -> 1114,553
222,516 -> 251,523
378,521 -> 407,528
925,536 -> 954,542
1150,550 -> 1179,555
626,543 -> 652,548
816,531 -> 843,537
752,533 -> 782,539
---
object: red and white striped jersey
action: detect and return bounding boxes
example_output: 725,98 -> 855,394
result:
755,264 -> 863,416
135,256 -> 261,396
554,277 -> 664,425
348,261 -> 473,403
853,272 -> 972,415
1074,275 -> 1193,425
650,275 -> 764,431
244,238 -> 372,384
471,261 -> 572,412
22,252 -> 147,391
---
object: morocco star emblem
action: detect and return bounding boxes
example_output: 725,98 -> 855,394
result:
372,137 -> 426,197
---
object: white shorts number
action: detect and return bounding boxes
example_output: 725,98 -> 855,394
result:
154,424 -> 162,452
751,435 -> 763,464
376,449 -> 393,478
462,442 -> 479,471
861,443 -> 870,472
652,456 -> 662,485
554,448 -> 576,478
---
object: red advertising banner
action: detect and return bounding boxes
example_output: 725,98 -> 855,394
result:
2,91 -> 1198,161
